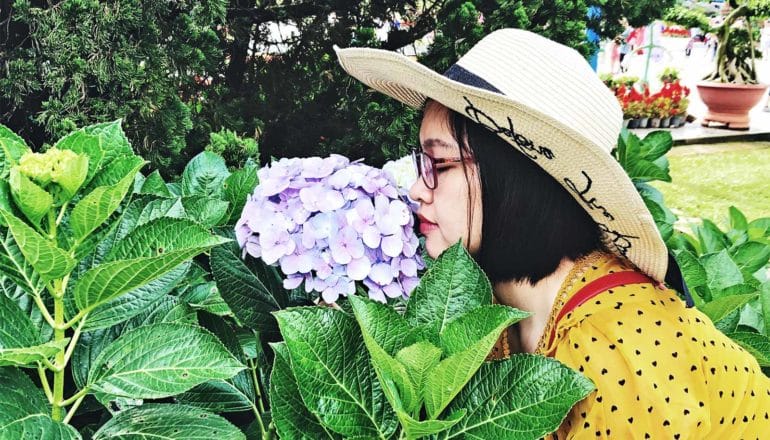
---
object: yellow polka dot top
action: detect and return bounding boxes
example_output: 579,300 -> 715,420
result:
537,251 -> 770,439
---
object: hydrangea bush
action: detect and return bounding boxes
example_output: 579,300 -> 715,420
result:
236,155 -> 424,303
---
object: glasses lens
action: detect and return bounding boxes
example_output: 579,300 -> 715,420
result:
421,152 -> 435,189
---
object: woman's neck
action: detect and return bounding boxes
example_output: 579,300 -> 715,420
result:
493,258 -> 576,353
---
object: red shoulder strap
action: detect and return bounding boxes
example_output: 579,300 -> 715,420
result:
546,271 -> 653,351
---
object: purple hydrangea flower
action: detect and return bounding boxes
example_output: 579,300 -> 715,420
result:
236,155 -> 424,303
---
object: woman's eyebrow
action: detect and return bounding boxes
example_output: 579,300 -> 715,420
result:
421,138 -> 456,150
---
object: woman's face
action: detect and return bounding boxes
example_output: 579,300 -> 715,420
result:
409,102 -> 483,259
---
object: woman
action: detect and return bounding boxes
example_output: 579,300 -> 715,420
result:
336,29 -> 770,438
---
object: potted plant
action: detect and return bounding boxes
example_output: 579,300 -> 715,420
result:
697,0 -> 770,129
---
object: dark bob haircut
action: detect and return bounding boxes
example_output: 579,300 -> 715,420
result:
435,103 -> 606,285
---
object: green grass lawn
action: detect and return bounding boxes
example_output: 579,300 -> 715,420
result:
651,142 -> 770,228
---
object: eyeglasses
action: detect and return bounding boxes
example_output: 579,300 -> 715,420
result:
411,150 -> 472,190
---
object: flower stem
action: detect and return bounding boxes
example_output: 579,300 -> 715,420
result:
62,393 -> 86,425
248,358 -> 268,438
37,363 -> 53,404
51,283 -> 65,422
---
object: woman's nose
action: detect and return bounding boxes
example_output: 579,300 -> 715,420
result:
408,177 -> 431,204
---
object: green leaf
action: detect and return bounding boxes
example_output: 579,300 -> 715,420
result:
348,295 -> 415,355
0,124 -> 30,177
441,354 -> 594,439
92,404 -> 245,440
72,325 -> 123,389
83,262 -> 189,330
181,282 -> 233,317
211,244 -> 280,332
114,196 -> 186,243
0,367 -> 49,423
638,130 -> 673,161
726,332 -> 770,367
695,220 -> 729,254
106,217 -> 226,261
673,249 -> 708,289
140,170 -> 172,197
176,380 -> 255,413
88,323 -> 245,399
81,120 -> 132,166
0,291 -> 39,348
0,414 -> 82,440
0,228 -> 44,296
9,167 -> 53,227
702,250 -> 745,295
398,409 -> 465,440
349,295 -> 419,413
729,241 -> 770,279
748,218 -> 770,240
425,305 -> 527,418
181,195 -> 229,227
182,151 -> 230,198
0,338 -> 69,368
87,154 -> 144,190
699,294 -> 758,324
53,151 -> 89,203
715,307 -> 741,334
439,305 -> 530,357
70,160 -> 145,243
729,206 -> 749,231
0,210 -> 75,283
275,307 -> 398,439
395,341 -> 442,400
54,130 -> 104,188
405,242 -> 492,342
223,165 -> 258,224
0,180 -> 13,226
74,234 -> 227,314
270,342 -> 342,439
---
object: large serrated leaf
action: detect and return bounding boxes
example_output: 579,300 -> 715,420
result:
275,307 -> 398,439
74,235 -> 227,314
83,262 -> 189,330
699,294 -> 758,324
673,249 -> 707,289
181,195 -> 229,227
440,354 -> 594,440
182,151 -> 230,198
395,341 -> 442,400
349,296 -> 419,414
270,342 -> 342,440
729,241 -> 770,279
139,170 -> 173,197
88,323 -> 245,399
106,217 -> 221,261
211,244 -> 280,332
176,380 -> 255,413
177,313 -> 256,413
0,338 -> 69,368
81,120 -> 132,167
0,291 -> 39,349
0,229 -> 44,296
702,250 -> 745,295
112,196 -> 185,244
54,129 -> 104,188
0,210 -> 75,283
0,414 -> 82,439
223,165 -> 258,224
0,124 -> 30,177
425,305 -> 526,418
9,168 -> 53,227
0,367 -> 49,423
727,331 -> 770,367
70,160 -> 145,243
405,242 -> 492,342
398,408 -> 465,440
92,404 -> 245,440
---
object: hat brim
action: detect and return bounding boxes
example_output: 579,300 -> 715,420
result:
336,46 -> 668,281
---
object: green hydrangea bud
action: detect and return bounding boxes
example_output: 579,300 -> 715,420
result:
17,148 -> 89,205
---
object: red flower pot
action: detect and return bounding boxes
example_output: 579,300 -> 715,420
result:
696,81 -> 769,130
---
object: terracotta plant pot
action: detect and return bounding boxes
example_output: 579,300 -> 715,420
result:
696,81 -> 769,130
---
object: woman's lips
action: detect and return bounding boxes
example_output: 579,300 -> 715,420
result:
418,216 -> 438,235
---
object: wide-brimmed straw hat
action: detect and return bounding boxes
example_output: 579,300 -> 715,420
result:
335,28 -> 668,282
